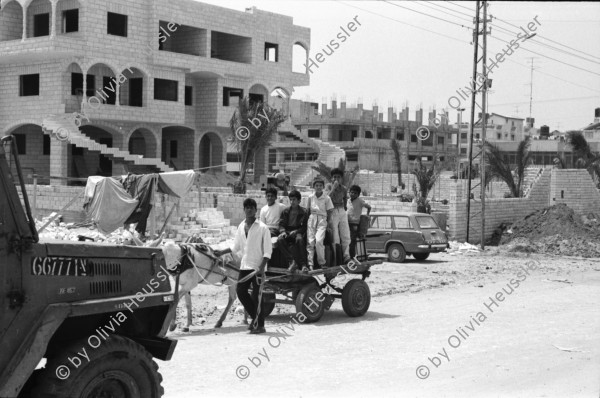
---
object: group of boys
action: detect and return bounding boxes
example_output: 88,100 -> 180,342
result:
214,168 -> 370,334
262,168 -> 371,272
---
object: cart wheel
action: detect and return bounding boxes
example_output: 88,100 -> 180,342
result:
295,284 -> 325,323
387,243 -> 406,263
342,279 -> 371,317
262,292 -> 276,317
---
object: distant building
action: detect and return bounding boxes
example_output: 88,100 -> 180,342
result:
282,100 -> 457,178
581,107 -> 600,142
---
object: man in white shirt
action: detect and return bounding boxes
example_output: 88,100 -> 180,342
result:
260,187 -> 287,237
215,198 -> 272,334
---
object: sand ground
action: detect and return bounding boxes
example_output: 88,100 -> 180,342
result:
159,250 -> 600,398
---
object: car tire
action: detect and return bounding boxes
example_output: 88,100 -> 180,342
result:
413,253 -> 430,261
387,243 -> 406,263
30,335 -> 163,398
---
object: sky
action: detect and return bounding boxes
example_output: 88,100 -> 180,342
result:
195,0 -> 600,131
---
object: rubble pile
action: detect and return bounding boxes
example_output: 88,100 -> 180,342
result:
447,241 -> 481,255
36,215 -> 143,244
499,203 -> 600,258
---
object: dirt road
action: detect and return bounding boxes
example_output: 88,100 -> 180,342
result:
159,251 -> 600,397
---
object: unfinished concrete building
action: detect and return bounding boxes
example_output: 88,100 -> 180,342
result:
0,0 -> 310,184
272,99 -> 458,186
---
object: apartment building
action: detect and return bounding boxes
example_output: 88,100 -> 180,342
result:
0,0 -> 310,183
278,99 -> 457,178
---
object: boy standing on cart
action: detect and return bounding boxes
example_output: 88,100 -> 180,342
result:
347,185 -> 371,258
277,190 -> 308,272
306,177 -> 334,271
328,168 -> 352,264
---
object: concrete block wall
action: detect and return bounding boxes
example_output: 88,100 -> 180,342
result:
22,167 -> 596,244
11,125 -> 50,179
0,2 -> 22,41
354,172 -> 511,199
550,169 -> 600,215
448,169 -> 552,243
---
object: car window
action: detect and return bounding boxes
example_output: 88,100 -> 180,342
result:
371,216 -> 392,229
393,216 -> 411,229
415,216 -> 439,229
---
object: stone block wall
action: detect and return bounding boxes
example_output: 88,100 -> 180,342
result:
448,168 -> 553,243
550,169 -> 600,215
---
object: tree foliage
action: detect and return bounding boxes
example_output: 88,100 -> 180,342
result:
410,158 -> 441,213
229,97 -> 285,192
390,139 -> 404,188
484,137 -> 531,197
567,130 -> 600,182
311,157 -> 359,187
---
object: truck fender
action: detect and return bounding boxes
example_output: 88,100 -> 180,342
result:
0,304 -> 70,398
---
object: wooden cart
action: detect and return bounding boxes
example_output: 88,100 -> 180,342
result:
258,259 -> 382,323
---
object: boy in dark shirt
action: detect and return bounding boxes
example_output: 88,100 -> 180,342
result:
277,190 -> 308,272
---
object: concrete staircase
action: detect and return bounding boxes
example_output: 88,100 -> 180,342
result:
286,125 -> 347,186
522,165 -> 548,197
41,114 -> 174,172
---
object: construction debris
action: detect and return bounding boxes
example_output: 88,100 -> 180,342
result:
447,241 -> 481,255
499,203 -> 600,258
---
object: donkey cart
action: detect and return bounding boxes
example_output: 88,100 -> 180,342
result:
259,257 -> 382,323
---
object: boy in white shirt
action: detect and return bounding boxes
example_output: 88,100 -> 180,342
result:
306,176 -> 334,270
260,187 -> 287,237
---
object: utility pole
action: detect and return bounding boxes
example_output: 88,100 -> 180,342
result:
456,108 -> 465,177
465,1 -> 481,243
466,1 -> 490,245
527,57 -> 538,119
480,1 -> 489,248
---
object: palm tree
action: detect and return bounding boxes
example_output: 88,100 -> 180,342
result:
410,158 -> 441,213
484,137 -> 531,197
390,139 -> 404,189
311,158 -> 359,187
567,131 -> 600,183
229,97 -> 285,193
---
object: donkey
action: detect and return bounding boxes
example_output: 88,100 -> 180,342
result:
162,241 -> 248,331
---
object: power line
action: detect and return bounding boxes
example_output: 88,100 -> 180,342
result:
416,1 -> 473,23
446,1 -> 473,12
490,95 -> 599,107
382,1 -> 471,30
340,0 -> 600,92
422,1 -> 474,20
503,57 -> 600,94
490,14 -> 600,61
488,21 -> 600,65
488,34 -> 600,77
443,1 -> 600,62
336,1 -> 467,43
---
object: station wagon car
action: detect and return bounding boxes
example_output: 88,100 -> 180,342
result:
365,212 -> 449,262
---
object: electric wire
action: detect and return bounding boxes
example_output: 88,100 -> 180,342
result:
382,1 -> 471,30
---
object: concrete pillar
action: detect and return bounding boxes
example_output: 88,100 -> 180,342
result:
22,5 -> 28,41
50,139 -> 68,186
50,0 -> 58,38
